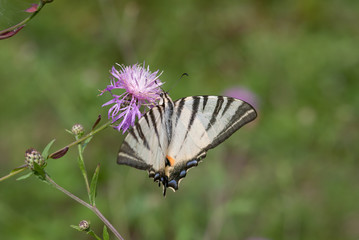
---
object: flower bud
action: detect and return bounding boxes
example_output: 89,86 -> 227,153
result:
25,148 -> 45,170
79,220 -> 90,231
71,124 -> 84,136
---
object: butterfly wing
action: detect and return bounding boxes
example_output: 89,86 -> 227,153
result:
117,105 -> 169,175
165,96 -> 257,190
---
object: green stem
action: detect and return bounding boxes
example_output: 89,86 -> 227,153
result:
77,139 -> 91,195
88,230 -> 102,240
0,1 -> 46,35
49,121 -> 112,158
46,175 -> 124,240
0,167 -> 26,182
0,121 -> 112,182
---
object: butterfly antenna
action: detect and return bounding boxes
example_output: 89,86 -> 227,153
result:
166,73 -> 189,94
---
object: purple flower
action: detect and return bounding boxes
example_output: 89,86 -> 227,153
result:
101,63 -> 164,133
223,87 -> 259,110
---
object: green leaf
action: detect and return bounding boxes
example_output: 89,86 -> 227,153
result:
70,225 -> 82,232
89,164 -> 100,205
33,162 -> 47,181
88,230 -> 102,240
42,139 -> 56,158
103,225 -> 109,240
16,172 -> 33,181
65,129 -> 73,135
81,136 -> 93,153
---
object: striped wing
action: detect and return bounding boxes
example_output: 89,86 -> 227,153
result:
117,105 -> 168,173
117,94 -> 257,195
165,96 -> 257,190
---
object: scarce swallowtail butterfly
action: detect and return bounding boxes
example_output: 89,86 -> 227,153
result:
117,93 -> 257,195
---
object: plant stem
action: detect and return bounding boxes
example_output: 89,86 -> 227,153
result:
77,141 -> 91,195
0,167 -> 26,182
0,1 -> 45,35
92,206 -> 124,240
49,121 -> 112,158
46,174 -> 92,208
46,175 -> 124,240
0,121 -> 113,182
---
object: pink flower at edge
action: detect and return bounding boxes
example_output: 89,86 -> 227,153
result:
101,63 -> 164,133
223,87 -> 259,111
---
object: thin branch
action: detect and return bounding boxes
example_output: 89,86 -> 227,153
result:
0,121 -> 113,182
0,168 -> 26,182
48,120 -> 112,158
46,175 -> 124,240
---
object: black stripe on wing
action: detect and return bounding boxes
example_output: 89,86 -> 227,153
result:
165,99 -> 174,144
221,97 -> 234,116
183,96 -> 201,141
175,98 -> 186,127
135,123 -> 150,150
208,101 -> 257,149
202,96 -> 209,111
205,96 -> 224,131
143,114 -> 151,128
149,108 -> 164,151
117,141 -> 151,170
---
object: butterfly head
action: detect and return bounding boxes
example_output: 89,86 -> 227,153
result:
158,92 -> 173,106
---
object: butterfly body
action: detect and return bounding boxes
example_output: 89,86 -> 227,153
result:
118,93 -> 257,195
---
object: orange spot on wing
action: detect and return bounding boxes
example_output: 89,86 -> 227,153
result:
166,155 -> 176,166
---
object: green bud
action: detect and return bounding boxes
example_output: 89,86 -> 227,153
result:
71,124 -> 84,136
79,220 -> 90,231
25,148 -> 45,170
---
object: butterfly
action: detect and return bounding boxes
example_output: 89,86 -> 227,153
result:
117,93 -> 257,195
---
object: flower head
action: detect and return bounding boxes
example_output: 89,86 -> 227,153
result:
101,63 -> 164,133
78,220 -> 90,231
71,123 -> 85,137
25,148 -> 46,170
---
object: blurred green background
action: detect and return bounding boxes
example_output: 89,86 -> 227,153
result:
1,0 -> 359,239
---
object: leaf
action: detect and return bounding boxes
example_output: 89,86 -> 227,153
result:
10,165 -> 27,173
89,164 -> 100,205
70,225 -> 82,232
49,147 -> 69,159
92,115 -> 101,130
88,230 -> 102,240
42,139 -> 56,158
65,129 -> 73,135
16,172 -> 33,181
81,136 -> 93,153
0,25 -> 25,40
103,225 -> 109,240
33,162 -> 47,181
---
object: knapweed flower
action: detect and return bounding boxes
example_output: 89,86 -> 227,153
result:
25,148 -> 46,170
78,220 -> 90,231
223,87 -> 259,110
71,123 -> 84,136
101,63 -> 164,133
